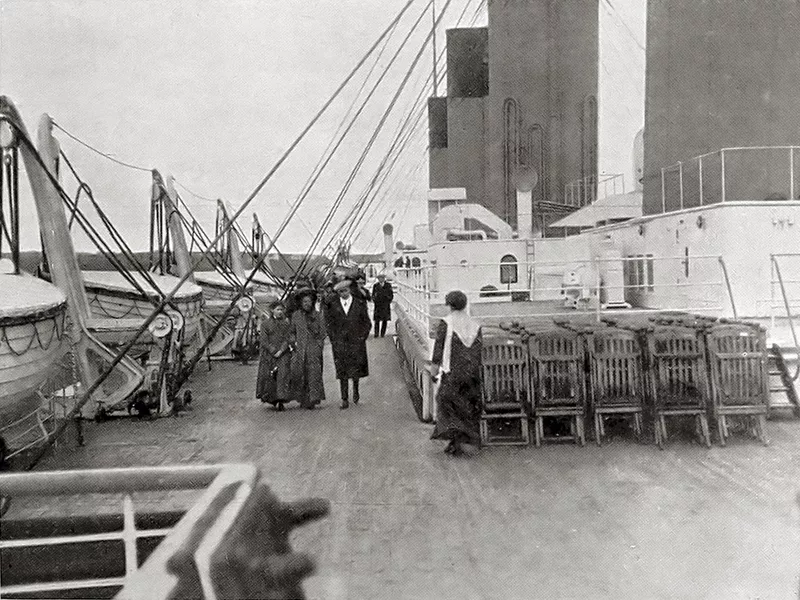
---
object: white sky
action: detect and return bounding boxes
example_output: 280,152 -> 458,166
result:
0,0 -> 645,254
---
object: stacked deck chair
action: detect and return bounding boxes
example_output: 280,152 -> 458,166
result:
647,325 -> 712,448
480,335 -> 530,445
588,327 -> 645,445
528,329 -> 586,446
705,323 -> 769,445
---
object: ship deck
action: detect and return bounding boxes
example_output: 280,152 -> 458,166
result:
10,330 -> 800,599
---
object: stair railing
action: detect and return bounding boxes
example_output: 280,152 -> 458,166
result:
717,256 -> 738,320
770,254 -> 800,381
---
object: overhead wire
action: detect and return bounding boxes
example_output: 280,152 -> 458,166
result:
293,0 -> 460,280
285,0 -> 436,279
335,0 -> 485,253
51,122 -> 152,173
25,0 -> 422,465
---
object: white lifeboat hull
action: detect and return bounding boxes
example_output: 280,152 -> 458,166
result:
0,274 -> 68,425
81,271 -> 203,351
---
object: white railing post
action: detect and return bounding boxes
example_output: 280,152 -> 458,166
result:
661,167 -> 667,213
698,156 -> 704,206
770,255 -> 775,332
122,494 -> 138,585
720,149 -> 726,203
595,270 -> 602,322
791,148 -> 795,200
679,161 -> 684,209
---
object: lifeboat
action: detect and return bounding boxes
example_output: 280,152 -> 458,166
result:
0,265 -> 67,426
81,270 -> 203,352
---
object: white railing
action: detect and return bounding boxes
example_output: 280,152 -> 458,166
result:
395,255 -> 738,327
660,146 -> 800,211
770,253 -> 800,380
564,173 -> 626,207
0,464 -> 258,599
394,266 -> 433,335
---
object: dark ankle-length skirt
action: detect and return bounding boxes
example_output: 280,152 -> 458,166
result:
430,372 -> 481,446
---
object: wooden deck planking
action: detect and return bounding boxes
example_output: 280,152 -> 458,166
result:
9,333 -> 800,599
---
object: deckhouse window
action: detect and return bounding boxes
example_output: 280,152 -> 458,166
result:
500,254 -> 518,284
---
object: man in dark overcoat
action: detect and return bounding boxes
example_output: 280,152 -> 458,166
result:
326,279 -> 371,409
371,273 -> 394,338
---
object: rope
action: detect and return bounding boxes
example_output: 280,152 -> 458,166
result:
292,0 -> 454,282
52,122 -> 152,173
283,1 -> 434,282
0,311 -> 66,357
19,0 -> 420,470
55,150 -> 172,305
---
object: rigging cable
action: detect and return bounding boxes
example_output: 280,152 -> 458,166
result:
283,0 -> 436,279
333,0 -> 484,253
292,0 -> 458,282
25,0 -> 423,466
51,123 -> 151,173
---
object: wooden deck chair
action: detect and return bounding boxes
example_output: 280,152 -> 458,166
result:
588,327 -> 645,446
480,336 -> 530,446
528,330 -> 585,446
705,324 -> 769,445
647,326 -> 712,448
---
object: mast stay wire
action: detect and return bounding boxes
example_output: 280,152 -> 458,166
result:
334,105 -> 428,250
348,141 -> 428,249
24,0 -> 421,466
351,151 -> 427,251
333,0 -> 483,254
356,158 -> 426,253
293,16 -> 401,207
173,183 -> 285,285
282,0 -> 436,280
291,0 -> 459,282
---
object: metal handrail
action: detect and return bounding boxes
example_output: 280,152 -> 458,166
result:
770,255 -> 800,381
717,257 -> 738,320
0,464 -> 258,599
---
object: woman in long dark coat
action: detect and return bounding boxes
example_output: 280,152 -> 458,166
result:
430,290 -> 483,455
326,279 -> 371,409
290,289 -> 327,409
256,302 -> 294,411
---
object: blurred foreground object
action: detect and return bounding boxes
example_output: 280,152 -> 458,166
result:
0,464 -> 329,599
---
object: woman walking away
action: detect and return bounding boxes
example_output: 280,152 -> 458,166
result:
430,290 -> 483,456
290,288 -> 327,409
256,301 -> 294,411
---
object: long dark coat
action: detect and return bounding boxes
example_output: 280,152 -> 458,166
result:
326,297 -> 371,380
290,308 -> 327,408
371,281 -> 394,321
430,321 -> 483,446
256,317 -> 293,404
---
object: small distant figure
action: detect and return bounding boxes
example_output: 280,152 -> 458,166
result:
256,301 -> 294,411
371,273 -> 394,338
290,288 -> 327,410
326,279 -> 371,409
352,273 -> 372,303
430,290 -> 483,456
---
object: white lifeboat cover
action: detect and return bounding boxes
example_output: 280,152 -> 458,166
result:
194,271 -> 274,289
82,271 -> 203,299
0,273 -> 66,319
